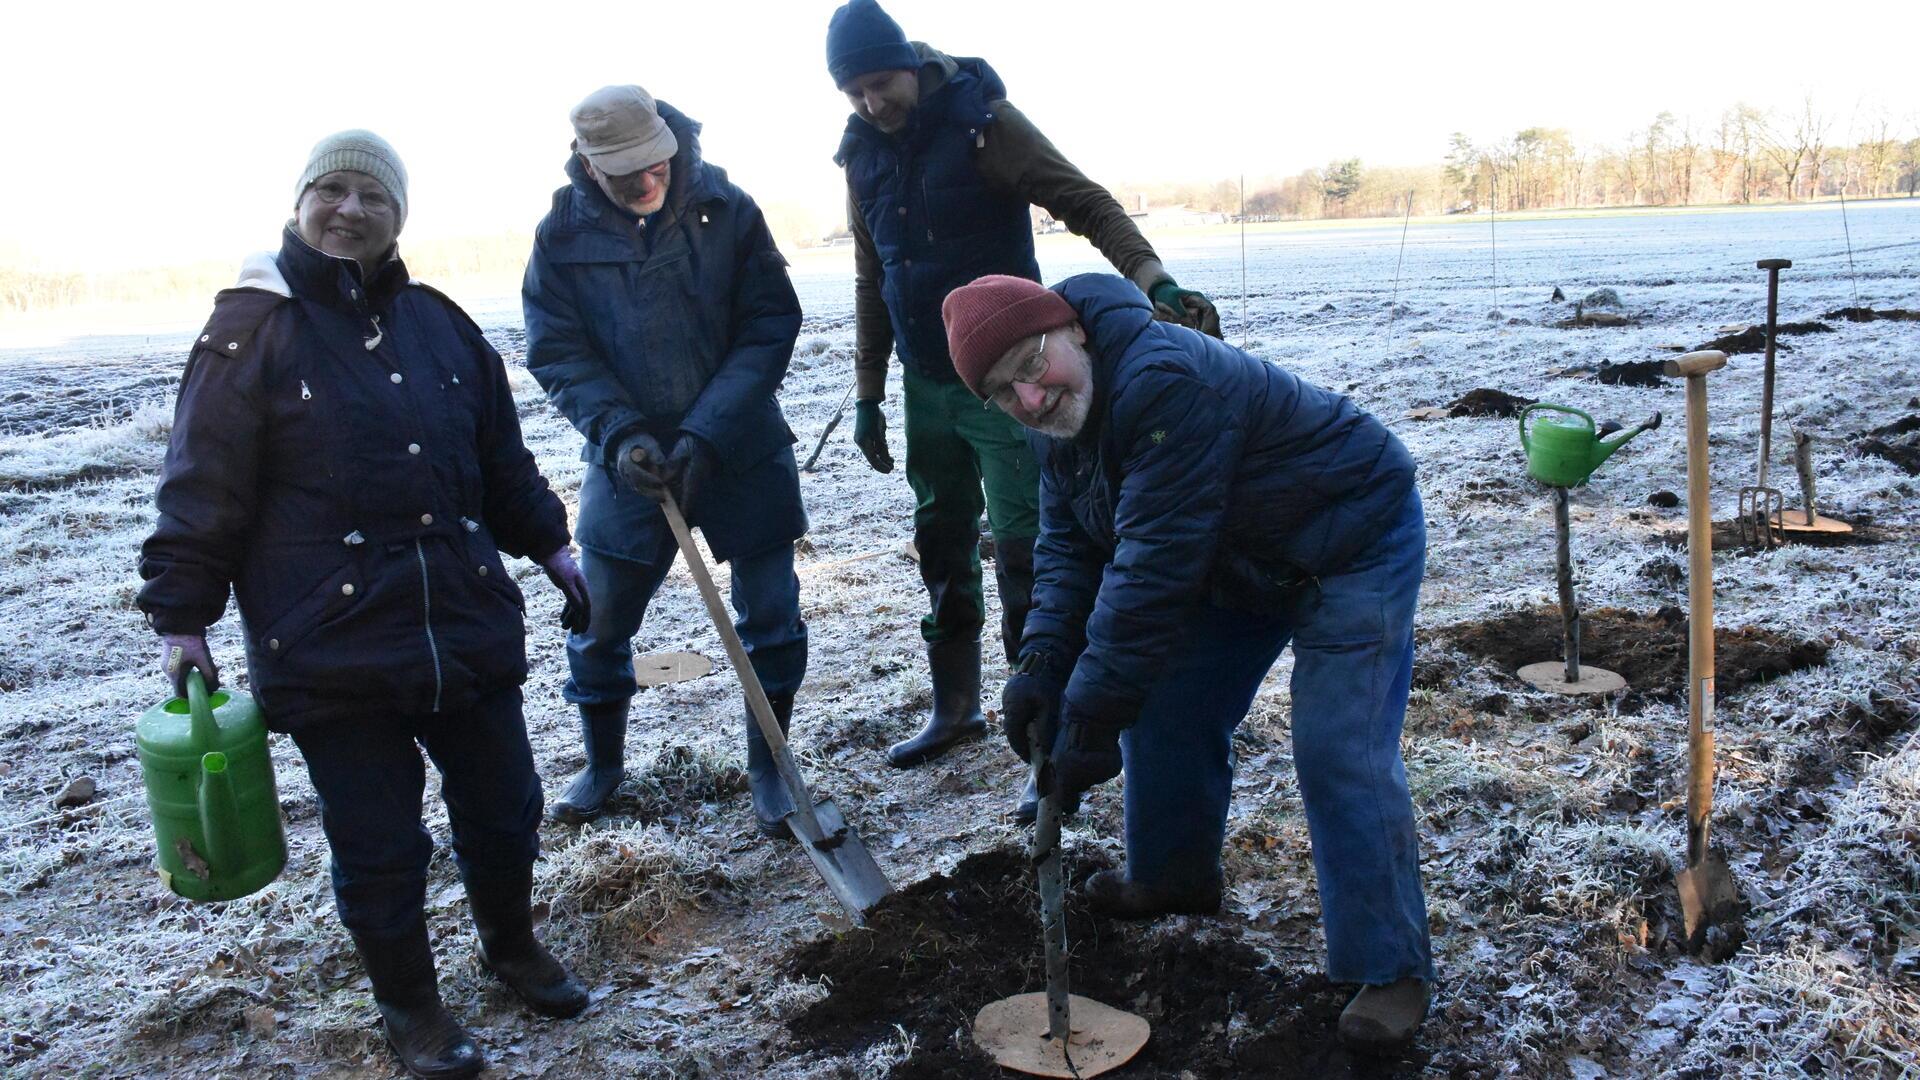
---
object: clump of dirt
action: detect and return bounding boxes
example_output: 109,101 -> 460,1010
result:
1446,388 -> 1535,418
1595,359 -> 1667,387
1824,307 -> 1920,323
1777,320 -> 1833,334
1859,415 -> 1920,475
783,849 -> 1424,1078
1657,517 -> 1890,550
1439,606 -> 1827,698
1695,325 -> 1788,355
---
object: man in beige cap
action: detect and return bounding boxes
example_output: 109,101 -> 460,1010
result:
523,86 -> 811,839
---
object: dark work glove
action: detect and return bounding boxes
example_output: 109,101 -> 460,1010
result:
1002,661 -> 1066,762
852,399 -> 894,474
1050,710 -> 1125,799
539,546 -> 592,633
159,633 -> 219,698
1150,280 -> 1224,340
661,434 -> 717,519
615,432 -> 669,499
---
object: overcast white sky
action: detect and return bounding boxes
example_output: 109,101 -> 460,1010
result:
3,0 -> 1913,271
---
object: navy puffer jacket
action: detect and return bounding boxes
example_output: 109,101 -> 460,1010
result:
523,101 -> 806,563
138,227 -> 571,732
1022,274 -> 1417,727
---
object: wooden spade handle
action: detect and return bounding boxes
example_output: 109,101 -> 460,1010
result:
1665,349 -> 1728,378
1681,365 -> 1717,863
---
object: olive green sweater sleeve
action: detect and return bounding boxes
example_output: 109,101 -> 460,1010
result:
848,187 -> 895,401
975,100 -> 1175,297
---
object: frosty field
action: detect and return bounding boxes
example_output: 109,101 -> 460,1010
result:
1,200 -> 1918,1078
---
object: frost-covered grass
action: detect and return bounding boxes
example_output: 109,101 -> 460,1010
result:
2,202 -> 1919,1078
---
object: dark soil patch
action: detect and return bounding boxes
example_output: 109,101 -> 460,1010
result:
1439,606 -> 1827,699
1595,359 -> 1667,387
784,849 -> 1424,1079
1695,326 -> 1788,355
1446,388 -> 1535,418
1776,321 -> 1833,334
1824,307 -> 1920,323
1859,415 -> 1920,475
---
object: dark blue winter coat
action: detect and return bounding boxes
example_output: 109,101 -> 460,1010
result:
1022,274 -> 1418,727
523,102 -> 806,564
138,227 -> 571,732
835,56 -> 1040,380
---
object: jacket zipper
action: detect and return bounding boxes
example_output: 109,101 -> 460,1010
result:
414,540 -> 444,712
300,379 -> 312,401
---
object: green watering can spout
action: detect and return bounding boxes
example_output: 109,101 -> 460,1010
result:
1521,403 -> 1662,487
198,752 -> 236,871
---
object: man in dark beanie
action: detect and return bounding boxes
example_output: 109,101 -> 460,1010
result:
523,85 -> 810,839
825,0 -> 1222,822
941,272 -> 1433,1055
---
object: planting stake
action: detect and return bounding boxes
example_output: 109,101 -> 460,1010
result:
973,727 -> 1149,1078
1777,428 -> 1853,537
1665,349 -> 1746,959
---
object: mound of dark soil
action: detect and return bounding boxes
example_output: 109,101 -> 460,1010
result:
1777,321 -> 1833,334
1595,359 -> 1666,387
1446,388 -> 1535,418
1439,606 -> 1827,698
1824,307 -> 1920,323
1657,516 -> 1891,550
1859,415 -> 1920,475
1695,325 -> 1787,355
783,849 -> 1422,1079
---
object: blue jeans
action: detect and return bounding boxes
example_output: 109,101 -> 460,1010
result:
564,538 -> 807,706
1120,490 -> 1432,984
291,685 -> 541,938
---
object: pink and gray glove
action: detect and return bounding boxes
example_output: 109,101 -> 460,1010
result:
159,633 -> 220,698
539,547 -> 592,633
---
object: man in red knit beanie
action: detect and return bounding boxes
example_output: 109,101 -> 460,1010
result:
943,271 -> 1435,1056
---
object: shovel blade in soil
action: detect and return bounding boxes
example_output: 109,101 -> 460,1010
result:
974,992 -> 1151,1079
787,797 -> 891,924
1677,852 -> 1745,961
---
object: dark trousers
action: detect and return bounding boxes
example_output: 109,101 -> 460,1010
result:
291,685 -> 541,938
563,539 -> 807,706
1121,491 -> 1433,984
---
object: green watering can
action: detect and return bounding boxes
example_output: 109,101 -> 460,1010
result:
136,670 -> 286,901
1520,403 -> 1662,488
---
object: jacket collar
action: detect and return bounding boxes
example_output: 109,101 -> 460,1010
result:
834,44 -> 1004,164
275,224 -> 409,312
1056,275 -> 1161,448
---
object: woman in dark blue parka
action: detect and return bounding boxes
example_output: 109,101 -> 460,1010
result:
138,131 -> 592,1080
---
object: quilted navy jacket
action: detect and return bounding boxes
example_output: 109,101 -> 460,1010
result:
1022,274 -> 1417,726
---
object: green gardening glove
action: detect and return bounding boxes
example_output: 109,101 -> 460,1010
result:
852,399 -> 894,474
1150,280 -> 1224,340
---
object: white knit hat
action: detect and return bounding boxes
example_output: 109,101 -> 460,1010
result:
294,130 -> 409,229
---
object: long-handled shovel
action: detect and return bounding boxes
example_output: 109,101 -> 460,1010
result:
973,724 -> 1149,1079
660,495 -> 892,924
1664,350 -> 1745,958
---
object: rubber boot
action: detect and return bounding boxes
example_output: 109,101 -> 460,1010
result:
549,700 -> 628,824
352,920 -> 485,1080
1083,868 -> 1223,919
1011,773 -> 1082,827
746,691 -> 796,840
466,866 -> 589,1019
885,638 -> 987,768
1338,977 -> 1430,1054
993,535 -> 1036,667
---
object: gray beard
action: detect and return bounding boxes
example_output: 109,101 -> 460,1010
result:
1031,390 -> 1090,439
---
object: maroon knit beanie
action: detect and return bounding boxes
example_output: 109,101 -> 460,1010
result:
942,275 -> 1078,398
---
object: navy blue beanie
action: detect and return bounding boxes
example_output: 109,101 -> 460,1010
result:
826,0 -> 918,87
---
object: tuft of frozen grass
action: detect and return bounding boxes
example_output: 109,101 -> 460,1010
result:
538,821 -> 729,947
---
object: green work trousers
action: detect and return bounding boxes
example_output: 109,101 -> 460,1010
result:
901,366 -> 1040,644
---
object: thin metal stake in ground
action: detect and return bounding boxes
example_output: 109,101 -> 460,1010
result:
1387,188 -> 1413,357
1239,172 -> 1248,349
1838,185 -> 1861,309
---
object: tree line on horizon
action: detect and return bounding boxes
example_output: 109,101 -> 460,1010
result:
4,100 -> 1916,316
1114,100 -> 1920,222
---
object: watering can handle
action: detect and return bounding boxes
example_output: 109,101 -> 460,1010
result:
186,669 -> 220,751
1518,403 -> 1594,455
